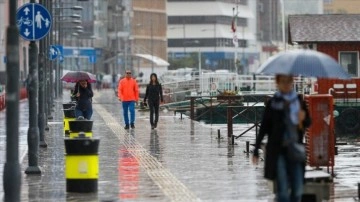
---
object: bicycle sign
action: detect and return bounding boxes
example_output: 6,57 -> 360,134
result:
17,16 -> 33,26
16,3 -> 52,41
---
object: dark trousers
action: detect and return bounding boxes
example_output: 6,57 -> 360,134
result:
148,100 -> 159,125
75,108 -> 93,120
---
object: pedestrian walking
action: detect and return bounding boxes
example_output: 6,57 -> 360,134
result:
112,73 -> 118,96
143,73 -> 163,129
96,73 -> 103,91
72,80 -> 94,120
118,70 -> 139,129
252,74 -> 311,202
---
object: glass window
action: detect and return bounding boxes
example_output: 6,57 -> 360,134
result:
339,51 -> 358,77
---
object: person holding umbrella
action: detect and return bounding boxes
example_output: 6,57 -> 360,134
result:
252,74 -> 311,202
72,80 -> 94,120
143,73 -> 164,129
252,49 -> 350,202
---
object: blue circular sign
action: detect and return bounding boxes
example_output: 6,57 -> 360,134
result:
16,3 -> 52,41
49,45 -> 60,60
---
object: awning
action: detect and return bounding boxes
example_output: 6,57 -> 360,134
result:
103,53 -> 169,66
134,54 -> 170,66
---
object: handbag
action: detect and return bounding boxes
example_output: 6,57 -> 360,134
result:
286,141 -> 306,163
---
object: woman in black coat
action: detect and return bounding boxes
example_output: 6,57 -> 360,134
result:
143,73 -> 163,129
252,75 -> 311,202
72,80 -> 94,120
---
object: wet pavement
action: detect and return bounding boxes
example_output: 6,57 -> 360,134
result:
0,89 -> 359,201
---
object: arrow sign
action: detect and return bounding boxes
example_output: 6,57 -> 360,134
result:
24,29 -> 30,37
16,3 -> 52,41
49,45 -> 63,61
24,7 -> 30,15
49,46 -> 58,60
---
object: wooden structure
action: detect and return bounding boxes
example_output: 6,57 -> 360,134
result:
289,14 -> 360,95
289,14 -> 360,137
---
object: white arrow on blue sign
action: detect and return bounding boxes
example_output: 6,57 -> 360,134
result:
16,3 -> 52,41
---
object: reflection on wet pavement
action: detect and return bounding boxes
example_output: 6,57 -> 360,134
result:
0,89 -> 359,201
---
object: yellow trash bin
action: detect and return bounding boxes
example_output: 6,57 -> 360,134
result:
65,138 -> 99,193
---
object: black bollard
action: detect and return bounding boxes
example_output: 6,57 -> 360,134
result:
63,107 -> 76,136
69,120 -> 93,139
231,135 -> 235,145
245,141 -> 250,153
217,129 -> 221,139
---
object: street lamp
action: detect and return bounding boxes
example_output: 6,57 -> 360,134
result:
136,20 -> 154,73
53,4 -> 83,97
150,17 -> 154,73
280,0 -> 286,51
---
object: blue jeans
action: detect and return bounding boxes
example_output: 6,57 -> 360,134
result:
75,108 -> 93,120
276,154 -> 304,202
122,101 -> 135,125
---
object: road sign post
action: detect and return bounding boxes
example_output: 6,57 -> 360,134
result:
16,2 -> 52,175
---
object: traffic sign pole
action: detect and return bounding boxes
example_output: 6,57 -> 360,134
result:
25,40 -> 42,175
25,0 -> 42,175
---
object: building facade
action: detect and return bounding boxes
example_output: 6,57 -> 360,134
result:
167,0 -> 257,74
0,0 -> 29,84
104,0 -> 168,81
256,0 -> 323,65
132,0 -> 168,80
323,0 -> 360,14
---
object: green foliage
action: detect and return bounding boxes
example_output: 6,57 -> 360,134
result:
168,53 -> 201,70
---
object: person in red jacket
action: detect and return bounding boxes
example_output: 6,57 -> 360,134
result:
118,70 -> 139,129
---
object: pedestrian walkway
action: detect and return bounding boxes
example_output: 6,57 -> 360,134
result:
0,89 -> 359,201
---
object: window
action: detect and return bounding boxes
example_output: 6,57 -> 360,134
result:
339,51 -> 358,77
168,16 -> 247,27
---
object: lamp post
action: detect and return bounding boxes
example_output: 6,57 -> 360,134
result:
150,17 -> 154,73
135,22 -> 154,73
4,0 -> 21,200
280,0 -> 286,51
72,32 -> 82,71
54,4 -> 83,96
53,15 -> 81,98
24,0 -> 42,175
90,35 -> 97,73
